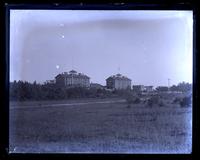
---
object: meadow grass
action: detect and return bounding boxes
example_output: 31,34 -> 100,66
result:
9,99 -> 192,153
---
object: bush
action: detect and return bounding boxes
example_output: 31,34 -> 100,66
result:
147,96 -> 159,107
126,104 -> 131,108
180,96 -> 192,107
158,100 -> 164,107
125,95 -> 141,108
126,95 -> 135,104
147,99 -> 153,107
134,97 -> 141,104
172,97 -> 181,104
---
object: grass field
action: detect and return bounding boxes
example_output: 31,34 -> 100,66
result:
9,98 -> 192,153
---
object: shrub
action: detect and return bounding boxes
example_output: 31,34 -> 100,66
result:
125,95 -> 141,108
126,95 -> 135,104
147,96 -> 159,107
147,98 -> 153,107
158,100 -> 164,107
134,97 -> 141,104
173,97 -> 181,104
180,96 -> 192,107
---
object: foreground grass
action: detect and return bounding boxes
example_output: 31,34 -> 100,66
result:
9,99 -> 192,153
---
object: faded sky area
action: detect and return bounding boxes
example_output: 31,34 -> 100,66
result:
10,10 -> 193,86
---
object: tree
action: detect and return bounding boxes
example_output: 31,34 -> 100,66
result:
156,86 -> 168,92
170,85 -> 178,91
177,82 -> 192,92
9,81 -> 122,101
170,82 -> 192,92
180,96 -> 192,107
147,96 -> 160,107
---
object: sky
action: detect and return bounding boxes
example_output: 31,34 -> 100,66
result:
10,10 -> 193,87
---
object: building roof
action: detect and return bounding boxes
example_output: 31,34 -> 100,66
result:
133,85 -> 153,88
145,86 -> 153,88
69,70 -> 77,74
106,73 -> 131,81
55,70 -> 90,79
90,83 -> 104,88
133,85 -> 144,87
157,86 -> 168,88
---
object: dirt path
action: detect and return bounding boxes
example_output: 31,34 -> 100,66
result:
10,99 -> 126,110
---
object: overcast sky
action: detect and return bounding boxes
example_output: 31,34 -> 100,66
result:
10,10 -> 193,86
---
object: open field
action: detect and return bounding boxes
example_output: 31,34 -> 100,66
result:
9,98 -> 192,153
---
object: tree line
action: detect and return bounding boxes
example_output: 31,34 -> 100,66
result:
9,80 -> 115,101
156,82 -> 192,92
10,80 -> 192,101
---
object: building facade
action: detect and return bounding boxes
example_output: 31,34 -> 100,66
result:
145,86 -> 153,92
106,74 -> 131,90
132,85 -> 146,92
45,80 -> 55,84
55,70 -> 90,87
133,85 -> 153,92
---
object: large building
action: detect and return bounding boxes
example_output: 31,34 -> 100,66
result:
106,74 -> 131,90
55,70 -> 90,87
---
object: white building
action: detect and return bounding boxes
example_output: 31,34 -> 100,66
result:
55,70 -> 90,87
106,74 -> 131,90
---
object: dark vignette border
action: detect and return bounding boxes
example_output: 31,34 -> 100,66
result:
0,1 -> 199,160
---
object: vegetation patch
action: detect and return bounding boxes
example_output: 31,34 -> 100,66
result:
180,96 -> 192,108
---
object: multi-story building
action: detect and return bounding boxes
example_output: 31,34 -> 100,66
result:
106,74 -> 131,90
55,70 -> 90,87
